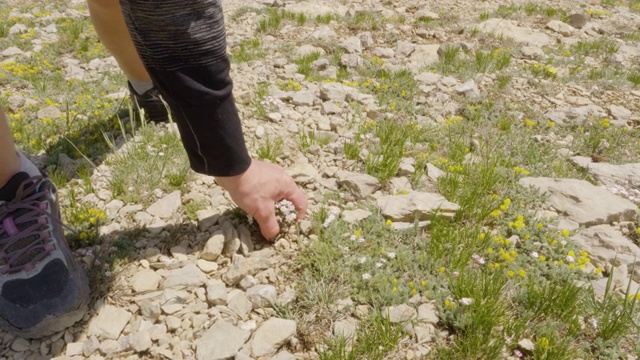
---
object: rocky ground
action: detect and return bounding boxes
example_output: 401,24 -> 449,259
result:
1,0 -> 640,359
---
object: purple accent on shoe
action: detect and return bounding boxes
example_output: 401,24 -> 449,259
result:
0,177 -> 68,274
0,173 -> 90,338
2,217 -> 18,237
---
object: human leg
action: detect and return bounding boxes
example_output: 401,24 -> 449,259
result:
0,109 -> 90,338
0,112 -> 21,188
87,0 -> 169,122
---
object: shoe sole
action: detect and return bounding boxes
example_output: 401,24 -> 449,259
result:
0,270 -> 90,339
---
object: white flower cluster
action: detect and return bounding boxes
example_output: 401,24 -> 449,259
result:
336,131 -> 380,146
459,297 -> 473,306
472,254 -> 485,265
603,184 -> 640,204
275,199 -> 297,224
260,96 -> 284,112
322,207 -> 340,228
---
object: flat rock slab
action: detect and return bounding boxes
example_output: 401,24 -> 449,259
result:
519,177 -> 638,227
146,190 -> 181,219
250,318 -> 296,358
377,192 -> 459,221
285,3 -> 347,17
571,225 -> 640,276
336,170 -> 381,200
570,156 -> 640,188
477,19 -> 553,47
196,321 -> 250,360
408,45 -> 440,72
88,305 -> 132,340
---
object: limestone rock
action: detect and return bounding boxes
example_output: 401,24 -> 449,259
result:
521,46 -> 545,60
396,41 -> 417,57
417,303 -> 439,325
477,19 -> 552,47
88,304 -> 132,340
567,13 -> 589,29
246,284 -> 278,308
340,36 -> 363,54
570,225 -> 640,274
288,159 -> 320,183
519,177 -> 638,227
146,190 -> 181,219
161,263 -> 207,288
202,230 -> 225,261
251,318 -> 297,357
196,321 -> 250,360
342,209 -> 373,224
310,26 -> 337,42
1,46 -> 24,57
570,156 -> 640,188
377,192 -> 460,222
455,80 -> 480,98
336,170 -> 381,199
546,20 -> 575,36
292,91 -> 315,107
319,82 -> 358,102
385,304 -> 417,323
206,279 -> 228,305
37,106 -> 61,120
333,318 -> 358,338
409,45 -> 440,71
131,269 -> 162,293
415,10 -> 439,21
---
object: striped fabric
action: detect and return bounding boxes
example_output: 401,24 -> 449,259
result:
119,0 -> 228,71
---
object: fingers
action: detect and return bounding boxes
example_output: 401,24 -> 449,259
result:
288,187 -> 308,219
252,203 -> 280,241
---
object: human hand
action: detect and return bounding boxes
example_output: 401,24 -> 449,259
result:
215,159 -> 308,240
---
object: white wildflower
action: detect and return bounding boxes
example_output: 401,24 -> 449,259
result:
386,252 -> 396,259
530,251 -> 539,258
471,254 -> 485,265
362,273 -> 372,280
459,298 -> 473,306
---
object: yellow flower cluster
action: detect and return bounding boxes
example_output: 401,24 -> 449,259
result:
76,208 -> 107,226
509,215 -> 526,229
514,166 -> 530,176
277,79 -> 301,91
525,63 -> 558,79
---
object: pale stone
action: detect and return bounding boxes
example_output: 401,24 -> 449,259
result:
146,191 -> 181,219
206,280 -> 228,306
519,177 -> 638,227
130,269 -> 162,293
336,170 -> 381,199
246,284 -> 277,308
377,192 -> 460,221
161,263 -> 207,288
417,303 -> 439,325
196,321 -> 250,360
88,305 -> 132,340
546,20 -> 575,36
477,19 -> 552,47
251,318 -> 297,357
342,209 -> 373,224
202,230 -> 225,261
385,304 -> 417,323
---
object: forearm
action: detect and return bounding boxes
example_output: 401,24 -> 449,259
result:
119,0 -> 251,176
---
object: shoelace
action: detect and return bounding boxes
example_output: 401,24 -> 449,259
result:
0,176 -> 71,274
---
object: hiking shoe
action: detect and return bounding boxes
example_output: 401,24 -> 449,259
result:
0,172 -> 90,338
128,81 -> 170,123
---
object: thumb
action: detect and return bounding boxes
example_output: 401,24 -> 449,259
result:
252,205 -> 280,241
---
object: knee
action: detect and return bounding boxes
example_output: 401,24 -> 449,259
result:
86,0 -> 120,11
